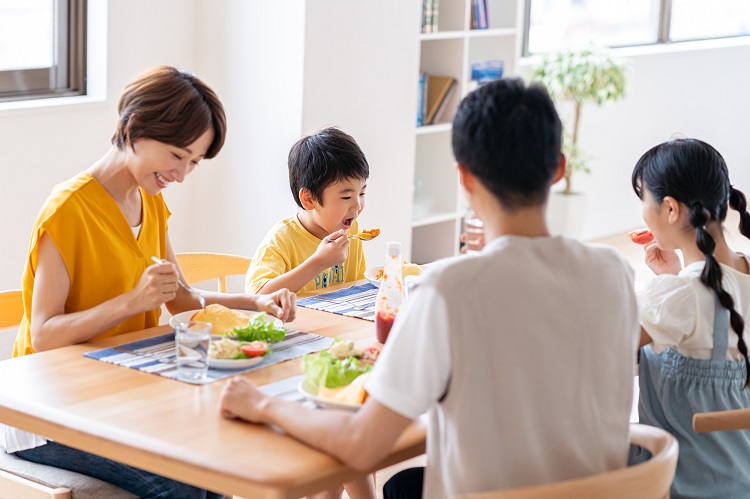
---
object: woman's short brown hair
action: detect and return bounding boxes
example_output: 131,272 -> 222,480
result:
111,66 -> 226,159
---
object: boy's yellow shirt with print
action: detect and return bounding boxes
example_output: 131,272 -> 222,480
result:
245,215 -> 366,294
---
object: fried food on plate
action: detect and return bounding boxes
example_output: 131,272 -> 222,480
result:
318,372 -> 371,405
191,304 -> 250,335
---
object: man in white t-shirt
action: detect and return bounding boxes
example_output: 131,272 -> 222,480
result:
219,78 -> 639,499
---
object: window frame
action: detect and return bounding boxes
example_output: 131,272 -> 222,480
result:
0,0 -> 87,103
522,0 -> 749,56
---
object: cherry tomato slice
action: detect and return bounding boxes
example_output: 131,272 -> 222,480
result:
363,345 -> 382,362
629,228 -> 655,245
240,341 -> 268,358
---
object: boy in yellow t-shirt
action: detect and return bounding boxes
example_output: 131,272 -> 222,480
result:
246,127 -> 369,295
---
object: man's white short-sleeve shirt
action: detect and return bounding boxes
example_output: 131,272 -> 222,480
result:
366,235 -> 639,499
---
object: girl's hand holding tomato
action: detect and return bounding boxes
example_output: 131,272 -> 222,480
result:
629,228 -> 655,245
644,242 -> 682,276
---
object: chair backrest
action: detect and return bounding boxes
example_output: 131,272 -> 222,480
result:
455,424 -> 678,499
693,408 -> 750,433
0,289 -> 23,328
175,252 -> 251,293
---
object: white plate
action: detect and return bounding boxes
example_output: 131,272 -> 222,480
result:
297,380 -> 361,411
364,266 -> 383,288
364,264 -> 428,288
168,309 -> 283,335
208,356 -> 264,370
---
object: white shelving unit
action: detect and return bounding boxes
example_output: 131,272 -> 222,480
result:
411,0 -> 521,263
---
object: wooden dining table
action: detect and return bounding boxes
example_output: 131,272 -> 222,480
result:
0,282 -> 426,499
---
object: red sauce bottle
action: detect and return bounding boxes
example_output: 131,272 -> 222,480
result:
375,312 -> 396,344
375,242 -> 404,344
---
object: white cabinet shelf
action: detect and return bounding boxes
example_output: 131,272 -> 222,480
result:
415,123 -> 452,135
410,0 -> 521,263
412,212 -> 461,228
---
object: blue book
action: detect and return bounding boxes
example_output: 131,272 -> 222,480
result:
478,0 -> 488,29
417,72 -> 427,126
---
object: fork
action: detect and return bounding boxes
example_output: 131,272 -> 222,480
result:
311,296 -> 373,311
151,256 -> 207,310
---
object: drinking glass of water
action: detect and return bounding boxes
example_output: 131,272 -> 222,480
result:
175,320 -> 211,381
464,210 -> 484,255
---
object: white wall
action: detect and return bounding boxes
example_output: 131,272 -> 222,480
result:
0,0 -> 202,290
2,2 -> 750,291
528,39 -> 750,240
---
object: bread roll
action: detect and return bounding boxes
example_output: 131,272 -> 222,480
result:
191,304 -> 250,335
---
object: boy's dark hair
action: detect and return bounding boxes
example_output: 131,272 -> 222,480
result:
288,127 -> 370,208
112,66 -> 226,159
451,77 -> 562,210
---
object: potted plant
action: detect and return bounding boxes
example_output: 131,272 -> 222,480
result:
532,48 -> 627,195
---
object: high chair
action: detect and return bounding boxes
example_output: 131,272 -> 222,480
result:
454,423 -> 678,499
0,289 -> 136,499
175,252 -> 251,292
693,408 -> 750,432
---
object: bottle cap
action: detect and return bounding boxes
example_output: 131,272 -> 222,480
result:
386,241 -> 401,257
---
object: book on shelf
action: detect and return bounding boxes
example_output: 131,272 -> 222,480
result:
425,75 -> 457,125
421,0 -> 439,33
417,72 -> 427,126
470,0 -> 489,30
471,60 -> 503,82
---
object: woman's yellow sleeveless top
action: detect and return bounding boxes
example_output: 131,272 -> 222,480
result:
13,172 -> 171,356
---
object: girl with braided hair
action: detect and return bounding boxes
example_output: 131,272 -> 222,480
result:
632,138 -> 750,498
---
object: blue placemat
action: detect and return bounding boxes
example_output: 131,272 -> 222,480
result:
297,283 -> 377,321
84,330 -> 333,385
260,374 -> 327,410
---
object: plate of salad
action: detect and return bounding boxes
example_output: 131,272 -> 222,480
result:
169,307 -> 286,343
298,339 -> 380,410
207,337 -> 269,370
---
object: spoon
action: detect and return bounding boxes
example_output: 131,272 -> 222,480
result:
349,234 -> 374,241
150,256 -> 206,310
348,229 -> 380,241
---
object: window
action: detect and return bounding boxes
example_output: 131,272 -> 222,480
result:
670,0 -> 750,42
524,0 -> 750,55
0,0 -> 86,103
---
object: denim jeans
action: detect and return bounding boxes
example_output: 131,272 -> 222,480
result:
383,467 -> 424,499
16,442 -> 224,499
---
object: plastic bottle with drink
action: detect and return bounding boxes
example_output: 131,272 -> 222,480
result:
375,241 -> 405,344
464,209 -> 484,254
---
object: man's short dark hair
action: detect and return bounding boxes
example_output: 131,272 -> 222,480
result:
288,127 -> 370,208
451,78 -> 562,209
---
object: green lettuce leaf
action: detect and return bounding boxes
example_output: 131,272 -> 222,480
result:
301,346 -> 372,392
232,312 -> 286,343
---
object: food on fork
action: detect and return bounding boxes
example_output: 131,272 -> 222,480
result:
192,304 -> 250,335
629,228 -> 655,245
354,228 -> 380,240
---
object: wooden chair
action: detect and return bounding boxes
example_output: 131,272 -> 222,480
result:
0,290 -> 23,328
455,424 -> 678,499
693,408 -> 750,433
0,289 -> 136,499
175,252 -> 251,292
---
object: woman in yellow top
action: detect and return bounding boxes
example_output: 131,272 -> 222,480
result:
6,66 -> 295,499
